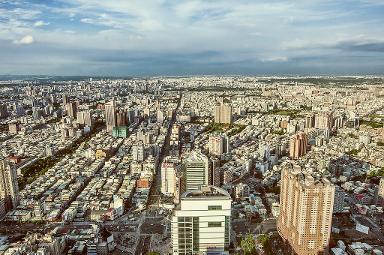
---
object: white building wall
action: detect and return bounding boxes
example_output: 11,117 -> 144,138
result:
172,191 -> 231,255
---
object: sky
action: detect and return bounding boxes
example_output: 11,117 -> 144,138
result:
0,0 -> 384,76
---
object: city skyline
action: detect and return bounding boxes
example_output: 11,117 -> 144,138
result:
1,0 -> 384,253
1,0 -> 384,76
0,76 -> 383,253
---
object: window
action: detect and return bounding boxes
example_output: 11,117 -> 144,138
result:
224,216 -> 230,245
193,217 -> 199,251
208,222 -> 222,227
178,217 -> 192,223
208,205 -> 222,210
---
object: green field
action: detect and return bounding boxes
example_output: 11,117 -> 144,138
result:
360,119 -> 383,129
204,123 -> 246,136
266,109 -> 302,118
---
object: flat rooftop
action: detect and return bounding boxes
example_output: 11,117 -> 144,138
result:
182,186 -> 231,200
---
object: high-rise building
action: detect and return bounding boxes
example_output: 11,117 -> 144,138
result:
376,177 -> 384,205
353,115 -> 360,129
214,104 -> 221,124
235,183 -> 250,199
0,104 -> 8,119
116,109 -> 127,126
222,170 -> 233,185
258,142 -> 271,161
0,199 -> 6,219
305,114 -> 315,129
161,159 -> 177,196
209,157 -> 221,187
278,162 -> 335,255
45,144 -> 55,157
171,123 -> 181,143
45,104 -> 53,116
105,100 -> 117,132
144,107 -> 150,117
289,132 -> 308,159
333,116 -> 344,129
315,111 -> 333,130
0,160 -> 20,214
8,123 -> 18,135
49,94 -> 56,104
62,94 -> 69,108
77,111 -> 85,125
112,126 -> 128,138
333,186 -> 345,213
172,186 -> 231,255
77,110 -> 93,127
15,104 -> 25,116
132,142 -> 145,162
66,102 -> 77,119
143,133 -> 153,145
157,110 -> 164,123
214,102 -> 232,124
32,107 -> 42,120
378,177 -> 384,198
83,110 -> 93,127
208,134 -> 230,157
184,151 -> 209,191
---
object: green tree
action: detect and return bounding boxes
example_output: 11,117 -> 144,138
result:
257,234 -> 269,246
240,234 -> 257,255
147,252 -> 160,255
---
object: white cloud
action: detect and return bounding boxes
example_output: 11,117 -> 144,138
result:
261,56 -> 288,62
34,20 -> 49,27
80,15 -> 124,29
13,35 -> 34,45
80,18 -> 93,24
1,0 -> 384,74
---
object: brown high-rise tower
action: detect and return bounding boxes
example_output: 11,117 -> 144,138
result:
278,162 -> 335,255
289,132 -> 308,159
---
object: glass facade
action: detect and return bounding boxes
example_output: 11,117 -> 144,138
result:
177,216 -> 201,254
224,216 -> 230,247
208,205 -> 222,210
208,222 -> 222,227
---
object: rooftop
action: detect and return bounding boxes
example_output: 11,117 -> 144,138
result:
184,150 -> 208,163
182,186 -> 231,200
